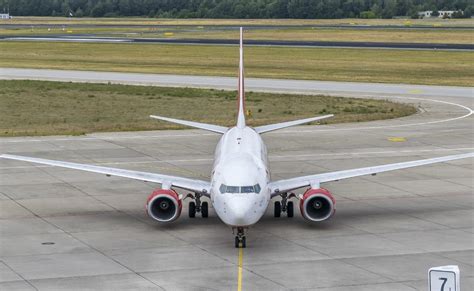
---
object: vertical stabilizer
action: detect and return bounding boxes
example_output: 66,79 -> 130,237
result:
236,27 -> 246,129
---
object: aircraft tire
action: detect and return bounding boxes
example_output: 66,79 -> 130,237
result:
189,201 -> 196,218
287,201 -> 294,218
201,202 -> 209,218
274,201 -> 281,218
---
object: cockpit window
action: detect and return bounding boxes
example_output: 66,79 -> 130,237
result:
226,186 -> 240,193
254,184 -> 261,193
219,184 -> 262,194
219,184 -> 226,193
240,186 -> 254,193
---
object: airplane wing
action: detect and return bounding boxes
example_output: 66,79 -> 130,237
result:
268,152 -> 474,195
150,115 -> 228,134
254,115 -> 334,134
0,154 -> 211,194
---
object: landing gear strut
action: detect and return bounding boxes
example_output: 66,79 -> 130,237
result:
234,227 -> 247,248
187,193 -> 208,218
274,192 -> 295,218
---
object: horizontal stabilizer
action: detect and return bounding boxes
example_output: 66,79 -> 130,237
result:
150,115 -> 228,134
254,114 -> 334,134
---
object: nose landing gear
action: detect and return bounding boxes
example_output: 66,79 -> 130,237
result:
233,227 -> 247,248
186,193 -> 209,218
274,192 -> 295,218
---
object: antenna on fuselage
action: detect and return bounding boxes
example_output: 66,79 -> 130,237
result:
236,27 -> 246,129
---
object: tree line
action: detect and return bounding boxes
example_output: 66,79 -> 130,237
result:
1,0 -> 472,19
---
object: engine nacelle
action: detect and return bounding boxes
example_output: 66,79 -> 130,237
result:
299,188 -> 335,222
146,189 -> 182,222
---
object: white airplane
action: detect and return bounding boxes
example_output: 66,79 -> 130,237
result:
1,28 -> 473,248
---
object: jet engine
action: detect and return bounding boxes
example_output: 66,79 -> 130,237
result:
299,188 -> 335,222
146,189 -> 182,222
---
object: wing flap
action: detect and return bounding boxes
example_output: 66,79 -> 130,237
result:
269,152 -> 474,194
1,154 -> 211,193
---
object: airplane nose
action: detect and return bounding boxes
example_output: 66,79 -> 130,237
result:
226,196 -> 259,226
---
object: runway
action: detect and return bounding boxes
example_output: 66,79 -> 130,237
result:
1,68 -> 472,99
0,72 -> 473,290
2,35 -> 472,50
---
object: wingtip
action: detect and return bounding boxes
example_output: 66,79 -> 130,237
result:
0,154 -> 14,160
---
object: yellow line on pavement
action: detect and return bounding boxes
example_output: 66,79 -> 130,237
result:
237,247 -> 243,291
388,137 -> 407,142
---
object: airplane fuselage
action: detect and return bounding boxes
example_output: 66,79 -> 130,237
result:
211,126 -> 271,227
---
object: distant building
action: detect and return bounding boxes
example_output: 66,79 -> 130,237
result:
418,10 -> 458,18
0,13 -> 10,19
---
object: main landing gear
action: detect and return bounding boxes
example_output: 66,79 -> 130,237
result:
187,193 -> 208,218
274,192 -> 295,218
234,227 -> 247,248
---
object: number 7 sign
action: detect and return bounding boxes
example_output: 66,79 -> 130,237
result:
429,265 -> 460,291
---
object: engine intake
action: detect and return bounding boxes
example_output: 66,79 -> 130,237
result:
146,189 -> 182,222
300,188 -> 335,222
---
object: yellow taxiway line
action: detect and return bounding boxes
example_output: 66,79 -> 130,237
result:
237,247 -> 243,291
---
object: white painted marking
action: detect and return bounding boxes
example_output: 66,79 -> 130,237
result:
270,96 -> 473,134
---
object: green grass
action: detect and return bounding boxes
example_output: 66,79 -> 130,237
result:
0,80 -> 416,137
1,42 -> 472,86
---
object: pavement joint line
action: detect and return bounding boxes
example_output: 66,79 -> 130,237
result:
459,228 -> 474,235
0,260 -> 39,290
368,165 -> 473,200
429,195 -> 474,210
434,251 -> 474,270
37,229 -> 167,290
353,155 -> 430,199
248,220 -> 399,287
0,190 -> 59,290
96,137 -> 210,180
358,186 -> 470,232
31,167 -> 168,290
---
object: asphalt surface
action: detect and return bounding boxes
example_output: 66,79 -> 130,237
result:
0,72 -> 473,290
1,68 -> 472,99
2,34 -> 472,50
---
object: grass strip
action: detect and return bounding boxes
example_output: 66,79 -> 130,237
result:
0,80 -> 417,137
1,42 -> 472,86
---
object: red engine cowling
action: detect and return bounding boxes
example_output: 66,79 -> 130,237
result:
300,188 -> 336,222
146,189 -> 182,222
